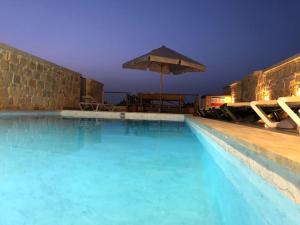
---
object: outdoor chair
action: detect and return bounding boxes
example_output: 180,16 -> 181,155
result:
220,97 -> 300,133
79,95 -> 116,111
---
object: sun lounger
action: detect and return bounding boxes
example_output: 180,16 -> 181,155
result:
220,97 -> 300,133
79,95 -> 116,111
277,96 -> 300,133
250,98 -> 300,130
223,101 -> 284,125
250,100 -> 279,128
221,102 -> 257,122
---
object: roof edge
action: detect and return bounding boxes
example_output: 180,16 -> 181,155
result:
0,42 -> 82,75
263,53 -> 300,73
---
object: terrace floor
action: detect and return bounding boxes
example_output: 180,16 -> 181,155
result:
188,116 -> 300,172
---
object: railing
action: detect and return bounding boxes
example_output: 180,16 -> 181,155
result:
103,91 -> 200,113
103,91 -> 130,106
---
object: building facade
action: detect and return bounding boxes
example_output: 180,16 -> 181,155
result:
230,54 -> 300,102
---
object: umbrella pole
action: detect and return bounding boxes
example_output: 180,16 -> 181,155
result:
160,71 -> 163,112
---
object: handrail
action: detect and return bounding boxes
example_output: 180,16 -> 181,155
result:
102,91 -> 200,111
104,91 -> 130,94
104,91 -> 199,96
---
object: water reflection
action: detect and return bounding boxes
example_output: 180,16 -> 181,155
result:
0,116 -> 104,154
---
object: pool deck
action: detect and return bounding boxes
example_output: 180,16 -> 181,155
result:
188,116 -> 300,173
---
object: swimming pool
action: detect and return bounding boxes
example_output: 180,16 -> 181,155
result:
0,115 -> 299,225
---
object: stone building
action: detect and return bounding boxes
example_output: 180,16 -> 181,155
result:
0,43 -> 103,110
230,54 -> 300,102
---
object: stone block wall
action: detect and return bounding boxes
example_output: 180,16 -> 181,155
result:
0,43 -> 81,110
80,78 -> 104,103
241,71 -> 260,102
230,54 -> 300,102
85,79 -> 104,103
260,56 -> 300,100
229,81 -> 242,102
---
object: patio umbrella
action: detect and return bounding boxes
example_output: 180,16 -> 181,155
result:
122,45 -> 206,99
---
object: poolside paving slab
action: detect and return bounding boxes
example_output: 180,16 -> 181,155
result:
188,116 -> 300,173
187,116 -> 300,203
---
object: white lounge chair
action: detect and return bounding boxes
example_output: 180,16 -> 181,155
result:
79,95 -> 116,111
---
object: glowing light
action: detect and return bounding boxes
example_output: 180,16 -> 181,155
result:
296,88 -> 300,96
231,96 -> 235,103
224,96 -> 232,103
263,94 -> 270,101
296,87 -> 300,97
261,89 -> 270,101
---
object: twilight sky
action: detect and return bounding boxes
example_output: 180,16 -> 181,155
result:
0,0 -> 300,95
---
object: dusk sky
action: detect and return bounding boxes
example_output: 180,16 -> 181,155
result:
0,0 -> 300,95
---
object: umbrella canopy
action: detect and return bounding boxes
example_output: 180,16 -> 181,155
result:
122,45 -> 206,110
123,45 -> 206,75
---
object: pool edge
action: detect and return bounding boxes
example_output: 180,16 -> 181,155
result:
185,115 -> 300,204
60,110 -> 185,122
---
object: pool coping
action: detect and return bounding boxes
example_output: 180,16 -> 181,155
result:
185,115 -> 300,204
186,116 -> 300,173
0,110 -> 185,122
61,110 -> 185,121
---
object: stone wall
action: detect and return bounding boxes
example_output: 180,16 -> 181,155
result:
80,78 -> 104,103
230,54 -> 300,102
0,43 -> 81,110
229,81 -> 242,102
241,71 -> 260,102
260,56 -> 300,100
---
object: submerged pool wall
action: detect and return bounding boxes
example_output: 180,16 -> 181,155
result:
185,116 -> 300,205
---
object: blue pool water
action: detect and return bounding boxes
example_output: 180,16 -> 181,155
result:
0,116 -> 299,225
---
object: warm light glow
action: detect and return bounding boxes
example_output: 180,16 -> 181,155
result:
224,96 -> 232,103
296,86 -> 300,97
262,89 -> 270,101
263,94 -> 270,101
231,96 -> 235,103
